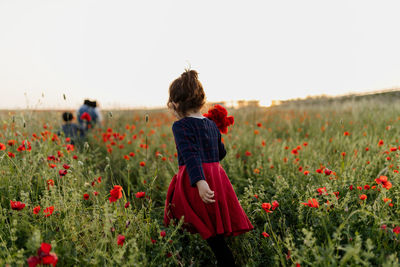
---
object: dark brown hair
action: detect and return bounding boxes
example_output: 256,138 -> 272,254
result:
167,69 -> 206,118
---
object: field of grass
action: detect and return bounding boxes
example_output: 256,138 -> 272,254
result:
1,97 -> 400,266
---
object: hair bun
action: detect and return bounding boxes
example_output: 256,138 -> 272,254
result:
181,69 -> 198,81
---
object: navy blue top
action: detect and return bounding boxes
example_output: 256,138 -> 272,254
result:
60,123 -> 85,145
172,117 -> 226,187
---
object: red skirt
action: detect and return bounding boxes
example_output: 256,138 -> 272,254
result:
163,162 -> 254,240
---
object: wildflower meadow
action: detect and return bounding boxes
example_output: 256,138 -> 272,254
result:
1,97 -> 400,266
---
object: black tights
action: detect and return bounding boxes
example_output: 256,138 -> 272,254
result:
206,234 -> 237,267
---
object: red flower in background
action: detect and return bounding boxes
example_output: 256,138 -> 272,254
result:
117,235 -> 125,246
393,226 -> 400,234
203,104 -> 234,134
136,191 -> 146,198
302,198 -> 319,208
63,164 -> 70,170
262,232 -> 270,237
375,176 -> 392,190
47,179 -> 54,190
8,140 -> 16,146
80,112 -> 92,122
27,242 -> 58,267
59,170 -> 67,177
43,206 -> 54,217
262,202 -> 272,213
272,200 -> 279,210
83,194 -> 89,200
10,200 -> 25,210
160,230 -> 166,237
33,206 -> 41,214
109,185 -> 123,202
0,143 -> 6,150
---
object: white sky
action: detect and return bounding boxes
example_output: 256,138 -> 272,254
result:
1,0 -> 400,109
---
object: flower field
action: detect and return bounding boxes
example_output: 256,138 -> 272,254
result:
1,98 -> 400,266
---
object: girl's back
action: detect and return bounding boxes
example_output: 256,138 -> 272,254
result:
172,117 -> 226,169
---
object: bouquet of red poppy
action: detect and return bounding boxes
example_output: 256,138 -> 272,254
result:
203,104 -> 234,134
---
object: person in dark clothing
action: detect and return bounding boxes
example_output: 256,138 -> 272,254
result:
77,99 -> 101,130
60,112 -> 85,145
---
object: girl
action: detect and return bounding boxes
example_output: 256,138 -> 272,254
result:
163,69 -> 254,266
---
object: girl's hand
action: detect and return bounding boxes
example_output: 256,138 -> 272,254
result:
196,180 -> 215,204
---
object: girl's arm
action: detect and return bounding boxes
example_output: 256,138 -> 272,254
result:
217,130 -> 226,161
172,121 -> 206,187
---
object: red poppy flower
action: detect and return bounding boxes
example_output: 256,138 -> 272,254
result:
0,143 -> 6,150
124,202 -> 130,208
43,206 -> 54,217
10,200 -> 25,210
393,226 -> 400,234
83,194 -> 89,200
63,164 -> 70,170
272,200 -> 279,210
317,187 -> 327,195
47,179 -> 54,190
8,152 -> 15,158
302,199 -> 319,208
359,194 -> 367,200
80,112 -> 92,122
140,161 -> 146,167
27,242 -> 58,267
262,232 -> 270,237
59,170 -> 67,177
160,231 -> 166,237
349,185 -> 353,190
378,139 -> 384,146
203,104 -> 234,134
8,140 -> 16,146
109,185 -> 123,202
261,202 -> 272,213
117,235 -> 125,246
324,169 -> 332,175
33,206 -> 41,214
136,191 -> 145,198
375,176 -> 392,190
